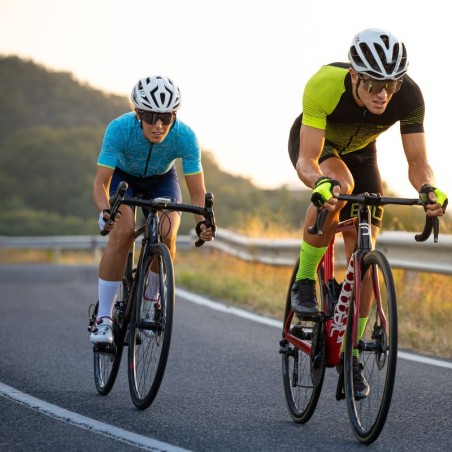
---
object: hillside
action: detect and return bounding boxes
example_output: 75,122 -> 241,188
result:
1,55 -> 448,236
0,56 -> 311,235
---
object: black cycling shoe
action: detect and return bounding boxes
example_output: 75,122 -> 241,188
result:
353,356 -> 370,400
290,279 -> 319,317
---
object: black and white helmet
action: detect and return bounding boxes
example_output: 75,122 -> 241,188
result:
348,28 -> 408,80
131,75 -> 182,112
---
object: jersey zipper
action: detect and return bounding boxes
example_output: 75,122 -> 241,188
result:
142,143 -> 154,177
340,109 -> 367,155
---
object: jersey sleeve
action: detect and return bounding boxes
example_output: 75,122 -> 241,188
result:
178,123 -> 203,175
302,65 -> 347,130
97,119 -> 124,169
399,77 -> 425,134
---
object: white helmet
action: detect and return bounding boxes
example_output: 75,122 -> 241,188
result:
131,75 -> 182,112
348,28 -> 408,80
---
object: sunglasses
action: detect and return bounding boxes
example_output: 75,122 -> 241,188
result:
138,110 -> 175,125
358,75 -> 403,95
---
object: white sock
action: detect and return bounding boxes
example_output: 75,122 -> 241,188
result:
144,271 -> 159,301
97,278 -> 121,319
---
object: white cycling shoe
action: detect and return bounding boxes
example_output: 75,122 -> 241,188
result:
90,317 -> 113,345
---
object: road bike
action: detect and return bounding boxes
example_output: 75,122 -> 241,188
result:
88,181 -> 216,410
280,192 -> 440,444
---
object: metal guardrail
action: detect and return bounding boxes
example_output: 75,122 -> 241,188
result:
208,229 -> 452,274
1,228 -> 451,274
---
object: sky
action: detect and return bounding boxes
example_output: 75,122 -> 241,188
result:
1,0 -> 450,198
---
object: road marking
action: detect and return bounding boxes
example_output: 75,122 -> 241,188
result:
0,382 -> 189,452
177,288 -> 452,370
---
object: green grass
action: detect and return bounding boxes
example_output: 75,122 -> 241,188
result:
175,248 -> 452,360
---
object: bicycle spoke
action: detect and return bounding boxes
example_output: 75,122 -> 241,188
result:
128,243 -> 174,410
345,250 -> 397,444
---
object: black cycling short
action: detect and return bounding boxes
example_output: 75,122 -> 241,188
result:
110,165 -> 182,217
288,114 -> 384,227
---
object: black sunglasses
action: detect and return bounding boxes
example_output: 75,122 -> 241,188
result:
138,110 -> 175,125
358,75 -> 403,95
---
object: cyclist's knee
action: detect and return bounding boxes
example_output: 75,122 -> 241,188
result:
109,224 -> 134,248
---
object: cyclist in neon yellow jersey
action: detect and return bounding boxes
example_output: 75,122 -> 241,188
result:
90,75 -> 213,345
288,28 -> 448,398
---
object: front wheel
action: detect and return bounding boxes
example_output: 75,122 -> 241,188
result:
344,250 -> 398,444
281,259 -> 325,423
128,243 -> 175,410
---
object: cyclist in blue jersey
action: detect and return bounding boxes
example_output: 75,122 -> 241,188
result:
288,28 -> 448,398
90,75 -> 213,345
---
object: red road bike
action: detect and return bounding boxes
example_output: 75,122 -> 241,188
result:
280,192 -> 439,444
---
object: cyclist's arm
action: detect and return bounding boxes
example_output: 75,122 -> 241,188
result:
93,165 -> 114,212
401,133 -> 434,191
295,125 -> 326,188
93,165 -> 120,232
401,133 -> 446,216
185,172 -> 213,241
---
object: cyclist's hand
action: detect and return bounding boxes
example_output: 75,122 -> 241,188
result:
195,221 -> 213,242
419,184 -> 448,216
311,176 -> 341,211
98,208 -> 122,232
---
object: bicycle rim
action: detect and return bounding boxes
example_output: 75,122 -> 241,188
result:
93,279 -> 128,395
344,250 -> 398,444
281,260 -> 325,423
128,243 -> 174,410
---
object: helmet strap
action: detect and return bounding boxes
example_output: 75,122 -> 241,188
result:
355,77 -> 362,102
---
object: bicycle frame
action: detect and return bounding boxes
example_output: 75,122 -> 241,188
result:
282,205 -> 377,368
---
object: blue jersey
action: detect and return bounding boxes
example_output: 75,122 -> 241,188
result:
97,112 -> 202,177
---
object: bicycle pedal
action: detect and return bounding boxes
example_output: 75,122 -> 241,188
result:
139,319 -> 158,331
93,343 -> 117,355
295,312 -> 323,322
290,324 -> 309,340
123,330 -> 142,346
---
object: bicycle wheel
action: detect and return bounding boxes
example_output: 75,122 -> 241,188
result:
344,250 -> 398,444
281,259 -> 326,423
128,242 -> 174,410
93,277 -> 129,395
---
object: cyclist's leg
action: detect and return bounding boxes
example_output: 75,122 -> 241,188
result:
340,147 -> 384,398
291,149 -> 353,315
91,174 -> 135,345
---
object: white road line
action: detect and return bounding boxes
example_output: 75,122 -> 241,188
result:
177,288 -> 452,370
0,382 -> 189,452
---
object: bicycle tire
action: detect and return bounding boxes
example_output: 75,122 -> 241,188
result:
93,278 -> 129,395
344,250 -> 398,444
128,242 -> 175,410
281,259 -> 325,423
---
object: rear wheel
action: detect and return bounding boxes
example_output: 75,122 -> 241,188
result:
344,250 -> 397,444
281,259 -> 325,423
93,278 -> 129,395
128,243 -> 174,410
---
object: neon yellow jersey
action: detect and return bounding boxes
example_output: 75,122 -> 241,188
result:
301,63 -> 425,155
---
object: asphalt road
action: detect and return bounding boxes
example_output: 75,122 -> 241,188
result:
0,264 -> 451,451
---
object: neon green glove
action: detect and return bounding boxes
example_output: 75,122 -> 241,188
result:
311,176 -> 341,208
419,184 -> 448,213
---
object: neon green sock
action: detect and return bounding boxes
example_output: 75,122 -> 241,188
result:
296,241 -> 327,281
340,317 -> 369,357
